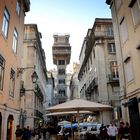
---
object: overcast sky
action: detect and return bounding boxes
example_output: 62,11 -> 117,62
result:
25,0 -> 111,72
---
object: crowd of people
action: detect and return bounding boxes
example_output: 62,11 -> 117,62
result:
15,122 -> 60,140
15,121 -> 132,140
98,121 -> 132,140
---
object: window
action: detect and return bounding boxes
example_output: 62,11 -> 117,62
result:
128,0 -> 137,7
58,69 -> 65,75
65,37 -> 69,43
124,59 -> 134,82
58,60 -> 65,65
59,90 -> 65,96
12,28 -> 18,53
120,17 -> 128,44
2,8 -> 10,38
9,68 -> 15,97
16,0 -> 21,15
131,0 -> 140,26
110,61 -> 119,79
108,43 -> 116,53
0,55 -> 5,90
58,79 -> 65,84
107,27 -> 113,36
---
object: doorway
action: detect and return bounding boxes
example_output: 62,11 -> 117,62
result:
7,115 -> 14,140
128,97 -> 140,140
0,113 -> 2,140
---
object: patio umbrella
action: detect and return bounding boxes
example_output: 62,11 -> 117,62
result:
45,110 -> 93,116
47,98 -> 112,112
58,120 -> 71,126
47,98 -> 112,140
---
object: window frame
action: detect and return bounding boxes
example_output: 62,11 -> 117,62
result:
108,43 -> 116,54
0,55 -> 5,90
9,68 -> 15,97
119,17 -> 128,45
110,61 -> 119,79
1,7 -> 10,38
58,60 -> 65,65
130,0 -> 140,27
124,57 -> 134,83
128,0 -> 137,7
16,0 -> 21,16
58,79 -> 65,84
12,28 -> 18,53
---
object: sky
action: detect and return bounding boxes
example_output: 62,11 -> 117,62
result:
25,0 -> 111,72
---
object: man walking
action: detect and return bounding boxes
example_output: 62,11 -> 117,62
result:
107,122 -> 118,140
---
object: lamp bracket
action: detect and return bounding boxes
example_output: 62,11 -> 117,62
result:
17,66 -> 35,77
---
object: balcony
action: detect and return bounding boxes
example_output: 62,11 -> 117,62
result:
24,33 -> 36,40
86,78 -> 98,94
52,48 -> 71,55
94,31 -> 114,38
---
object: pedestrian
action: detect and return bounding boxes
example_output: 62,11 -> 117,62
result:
15,125 -> 23,140
123,122 -> 131,140
99,125 -> 109,140
22,126 -> 32,140
46,122 -> 58,140
107,122 -> 118,140
118,121 -> 126,140
41,126 -> 47,140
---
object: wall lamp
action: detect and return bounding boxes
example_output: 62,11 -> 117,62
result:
20,71 -> 38,96
17,66 -> 35,77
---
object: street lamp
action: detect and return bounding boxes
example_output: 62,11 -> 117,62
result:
19,71 -> 38,128
31,71 -> 38,83
20,71 -> 38,96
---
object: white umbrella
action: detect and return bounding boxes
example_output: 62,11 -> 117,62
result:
45,110 -> 93,116
58,120 -> 71,126
47,98 -> 112,140
47,98 -> 112,112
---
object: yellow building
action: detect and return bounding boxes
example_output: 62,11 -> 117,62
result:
0,0 -> 30,139
106,0 -> 140,139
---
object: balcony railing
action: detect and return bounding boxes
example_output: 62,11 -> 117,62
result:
94,31 -> 114,38
52,48 -> 71,55
24,33 -> 36,40
86,77 -> 98,94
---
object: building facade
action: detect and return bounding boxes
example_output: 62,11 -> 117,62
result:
20,24 -> 48,128
78,18 -> 120,125
52,34 -> 71,104
106,0 -> 140,139
69,62 -> 80,100
0,0 -> 30,139
46,70 -> 55,107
